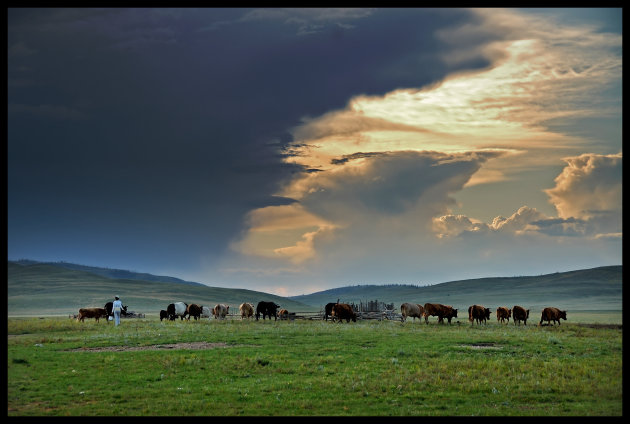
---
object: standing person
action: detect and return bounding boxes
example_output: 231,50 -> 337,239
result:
112,295 -> 123,326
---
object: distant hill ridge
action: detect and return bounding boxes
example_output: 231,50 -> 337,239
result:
289,265 -> 622,310
7,260 -> 622,316
12,259 -> 205,287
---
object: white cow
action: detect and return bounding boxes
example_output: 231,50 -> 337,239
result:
213,304 -> 230,320
201,306 -> 212,319
400,303 -> 425,322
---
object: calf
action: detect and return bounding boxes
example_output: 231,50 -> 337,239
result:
496,306 -> 511,324
469,304 -> 492,325
77,307 -> 108,323
331,303 -> 357,323
539,307 -> 567,326
512,305 -> 530,325
278,309 -> 289,320
400,303 -> 425,323
159,310 -> 169,321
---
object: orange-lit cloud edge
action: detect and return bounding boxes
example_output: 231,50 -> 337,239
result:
225,9 -> 621,291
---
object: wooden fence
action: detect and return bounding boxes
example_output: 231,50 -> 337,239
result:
216,310 -> 402,321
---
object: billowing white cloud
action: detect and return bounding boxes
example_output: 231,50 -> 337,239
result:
433,153 -> 622,239
545,153 -> 622,220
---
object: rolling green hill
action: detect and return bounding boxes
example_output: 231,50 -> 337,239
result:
289,265 -> 622,312
12,259 -> 205,286
7,261 -> 621,317
7,261 -> 317,317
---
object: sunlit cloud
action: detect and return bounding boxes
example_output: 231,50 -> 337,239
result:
225,8 -> 621,291
545,153 -> 622,221
434,153 -> 622,239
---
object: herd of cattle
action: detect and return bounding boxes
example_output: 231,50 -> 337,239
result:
158,301 -> 287,322
399,302 -> 568,326
76,299 -> 567,327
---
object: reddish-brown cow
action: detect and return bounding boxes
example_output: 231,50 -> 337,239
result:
77,307 -> 109,323
539,307 -> 567,326
278,309 -> 289,320
512,305 -> 530,325
423,303 -> 458,324
496,306 -> 511,324
468,304 -> 492,325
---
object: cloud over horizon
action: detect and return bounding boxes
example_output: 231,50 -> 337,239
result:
8,8 -> 621,296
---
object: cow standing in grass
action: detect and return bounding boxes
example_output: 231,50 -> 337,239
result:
213,304 -> 230,320
423,303 -> 458,324
201,306 -> 212,319
167,302 -> 188,321
331,303 -> 357,323
513,306 -> 530,325
186,304 -> 203,321
496,307 -> 511,324
539,307 -> 567,326
77,307 -> 109,323
400,303 -> 425,323
469,305 -> 492,325
256,301 -> 280,321
239,303 -> 254,320
324,300 -> 339,321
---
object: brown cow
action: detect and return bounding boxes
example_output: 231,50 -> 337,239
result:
239,303 -> 254,320
512,305 -> 530,325
539,307 -> 567,326
400,303 -> 425,323
278,309 -> 289,320
468,304 -> 492,325
496,306 -> 511,324
77,307 -> 109,323
423,303 -> 458,324
186,304 -> 203,321
331,303 -> 357,323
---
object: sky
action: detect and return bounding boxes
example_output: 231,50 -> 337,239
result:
8,8 -> 622,296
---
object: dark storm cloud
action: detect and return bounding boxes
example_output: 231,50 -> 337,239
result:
8,8 -> 491,272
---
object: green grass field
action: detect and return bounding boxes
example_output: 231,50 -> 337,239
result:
7,316 -> 622,416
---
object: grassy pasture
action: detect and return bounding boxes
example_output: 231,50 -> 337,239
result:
7,316 -> 622,416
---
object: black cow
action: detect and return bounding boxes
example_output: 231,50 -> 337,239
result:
104,301 -> 128,319
256,301 -> 280,321
159,310 -> 169,321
